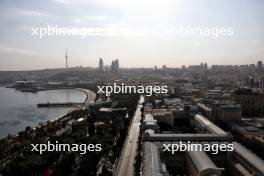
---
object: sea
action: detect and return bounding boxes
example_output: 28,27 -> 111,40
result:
0,87 -> 86,139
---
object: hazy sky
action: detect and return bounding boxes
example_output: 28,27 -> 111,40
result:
0,0 -> 263,70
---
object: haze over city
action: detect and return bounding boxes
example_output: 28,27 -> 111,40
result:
0,0 -> 263,70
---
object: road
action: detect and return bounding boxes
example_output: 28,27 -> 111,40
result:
114,96 -> 144,176
76,88 -> 96,105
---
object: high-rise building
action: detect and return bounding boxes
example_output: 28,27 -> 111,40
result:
204,62 -> 208,70
257,60 -> 263,69
200,63 -> 204,69
65,49 -> 68,69
111,60 -> 115,72
111,59 -> 119,73
115,59 -> 119,71
99,58 -> 104,72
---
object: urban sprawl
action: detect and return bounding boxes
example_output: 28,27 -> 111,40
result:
0,59 -> 264,176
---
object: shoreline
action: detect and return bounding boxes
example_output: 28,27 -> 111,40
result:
0,87 -> 93,140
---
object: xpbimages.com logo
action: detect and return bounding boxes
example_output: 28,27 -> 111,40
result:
163,141 -> 234,154
31,25 -> 234,39
97,83 -> 168,96
31,141 -> 102,154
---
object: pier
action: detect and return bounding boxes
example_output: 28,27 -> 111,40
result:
37,88 -> 96,108
37,102 -> 84,107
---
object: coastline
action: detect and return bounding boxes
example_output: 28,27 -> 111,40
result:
0,88 -> 96,164
42,88 -> 93,124
0,87 -> 94,140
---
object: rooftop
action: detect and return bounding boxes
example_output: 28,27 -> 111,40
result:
187,151 -> 221,176
142,142 -> 168,176
194,114 -> 227,135
233,142 -> 264,172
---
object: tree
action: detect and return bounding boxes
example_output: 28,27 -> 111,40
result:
88,123 -> 95,137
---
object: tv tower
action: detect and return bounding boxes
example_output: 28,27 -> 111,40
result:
65,49 -> 68,69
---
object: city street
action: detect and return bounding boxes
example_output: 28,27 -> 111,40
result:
114,96 -> 144,176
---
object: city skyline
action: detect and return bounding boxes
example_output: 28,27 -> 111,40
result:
1,57 -> 263,71
0,0 -> 263,70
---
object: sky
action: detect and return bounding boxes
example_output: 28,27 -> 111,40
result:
0,0 -> 263,70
